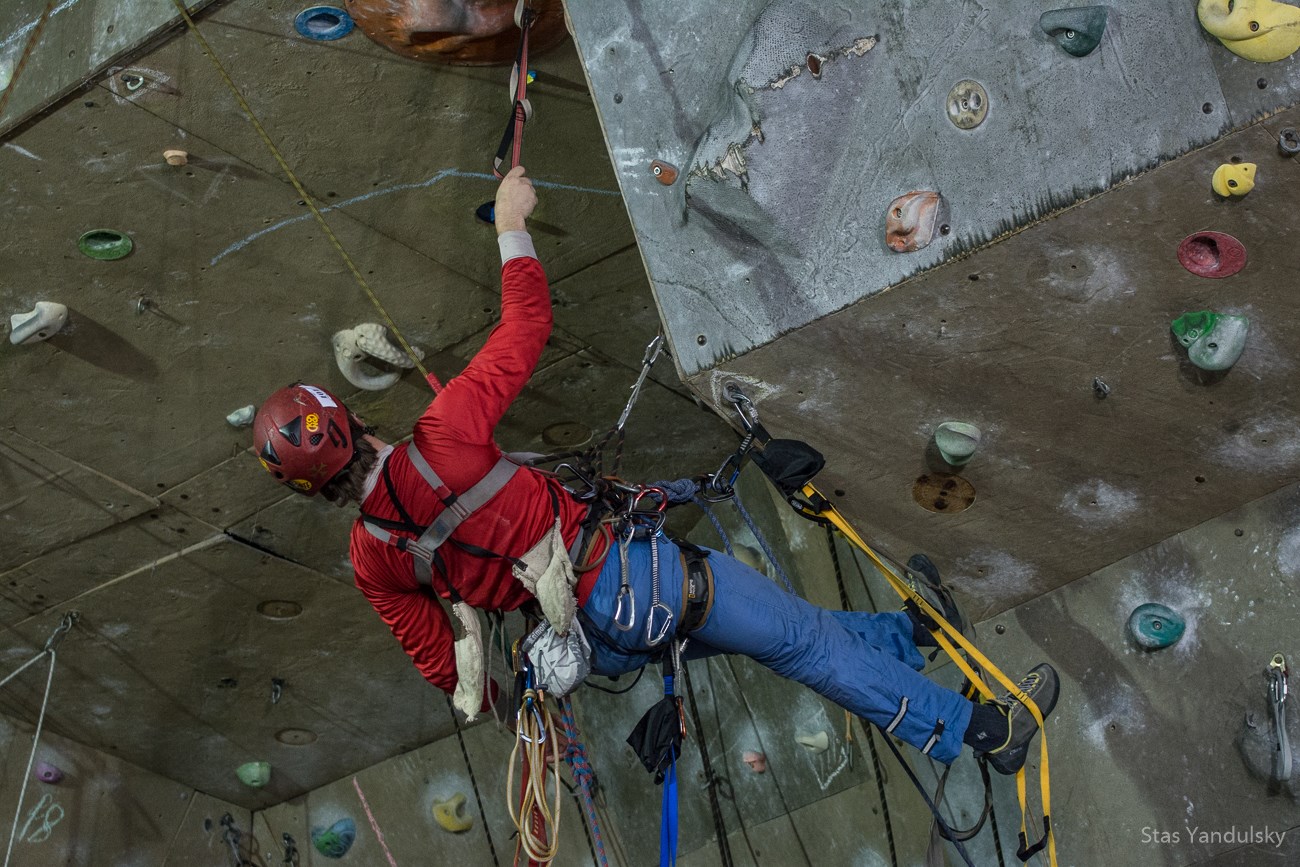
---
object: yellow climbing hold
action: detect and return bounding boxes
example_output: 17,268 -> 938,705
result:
1212,162 -> 1257,197
433,792 -> 473,833
1198,0 -> 1300,63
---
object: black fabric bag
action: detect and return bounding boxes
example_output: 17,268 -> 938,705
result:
751,438 -> 825,496
626,696 -> 684,784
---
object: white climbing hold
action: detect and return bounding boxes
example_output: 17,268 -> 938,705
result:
9,302 -> 68,345
331,323 -> 424,391
795,731 -> 830,754
163,148 -> 189,166
226,405 -> 256,427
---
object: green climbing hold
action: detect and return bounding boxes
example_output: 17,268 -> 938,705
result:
1039,6 -> 1109,57
1127,603 -> 1186,650
934,421 -> 981,467
235,761 -> 271,788
312,817 -> 356,858
77,229 -> 133,260
1171,311 -> 1249,371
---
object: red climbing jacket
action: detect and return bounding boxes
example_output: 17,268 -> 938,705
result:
349,249 -> 607,696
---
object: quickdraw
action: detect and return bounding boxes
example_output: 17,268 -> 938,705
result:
493,0 -> 538,178
1269,652 -> 1291,783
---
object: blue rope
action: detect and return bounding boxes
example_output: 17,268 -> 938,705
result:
692,497 -> 736,557
656,477 -> 793,592
557,697 -> 610,867
731,489 -> 795,594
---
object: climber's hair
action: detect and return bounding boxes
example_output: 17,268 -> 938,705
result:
320,416 -> 379,507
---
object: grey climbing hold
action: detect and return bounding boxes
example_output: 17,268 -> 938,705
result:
331,323 -> 425,391
934,422 -> 981,466
1039,6 -> 1109,57
226,405 -> 256,428
9,302 -> 68,345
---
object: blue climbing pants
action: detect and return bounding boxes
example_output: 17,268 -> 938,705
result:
580,535 -> 973,764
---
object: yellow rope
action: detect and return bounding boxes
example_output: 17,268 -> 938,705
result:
165,0 -> 438,393
0,0 -> 61,125
507,688 -> 562,864
804,484 -> 1058,867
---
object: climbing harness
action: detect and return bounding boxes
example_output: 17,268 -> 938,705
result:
493,0 -> 537,178
1269,652 -> 1292,782
166,0 -> 439,393
3,612 -> 76,867
706,387 -> 1058,867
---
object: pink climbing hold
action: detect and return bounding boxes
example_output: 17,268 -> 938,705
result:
1177,231 -> 1247,279
742,750 -> 767,773
34,761 -> 63,784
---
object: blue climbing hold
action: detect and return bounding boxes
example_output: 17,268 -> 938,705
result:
311,817 -> 356,858
1127,603 -> 1186,650
476,201 -> 496,224
294,6 -> 355,41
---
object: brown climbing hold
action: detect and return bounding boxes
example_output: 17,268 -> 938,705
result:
163,149 -> 188,166
650,160 -> 678,185
344,0 -> 569,65
1177,231 -> 1247,278
886,191 -> 950,253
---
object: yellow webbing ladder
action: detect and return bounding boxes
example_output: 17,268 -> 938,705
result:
800,485 -> 1057,866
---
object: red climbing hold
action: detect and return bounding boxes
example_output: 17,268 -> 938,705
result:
1177,231 -> 1247,279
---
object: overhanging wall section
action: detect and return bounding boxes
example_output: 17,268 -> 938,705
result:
563,0 -> 1300,377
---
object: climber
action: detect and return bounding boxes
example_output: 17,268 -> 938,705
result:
250,165 -> 1060,774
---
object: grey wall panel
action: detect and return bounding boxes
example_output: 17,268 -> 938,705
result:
565,0 -> 1240,377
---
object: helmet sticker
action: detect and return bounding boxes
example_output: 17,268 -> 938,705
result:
288,479 -> 313,492
300,385 -> 338,408
305,413 -> 320,433
308,461 -> 331,479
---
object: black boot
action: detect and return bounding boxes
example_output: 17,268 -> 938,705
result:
980,663 -> 1061,776
904,553 -> 966,640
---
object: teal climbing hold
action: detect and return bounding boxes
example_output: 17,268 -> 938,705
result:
312,817 -> 357,859
1039,6 -> 1109,57
1127,603 -> 1186,650
934,421 -> 981,467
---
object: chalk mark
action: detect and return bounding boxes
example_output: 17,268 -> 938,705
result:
2,142 -> 40,160
209,169 -> 619,266
2,0 -> 82,52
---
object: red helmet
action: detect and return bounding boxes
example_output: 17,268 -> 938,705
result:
252,384 -> 355,496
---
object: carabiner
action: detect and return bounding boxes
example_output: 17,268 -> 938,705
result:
645,602 -> 674,648
613,582 -> 636,632
616,334 -> 664,432
723,383 -> 760,432
1270,653 -> 1289,706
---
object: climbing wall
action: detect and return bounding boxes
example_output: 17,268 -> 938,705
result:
557,2 -> 1300,865
0,718 -> 250,865
563,0 -> 1300,615
0,0 -> 736,818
